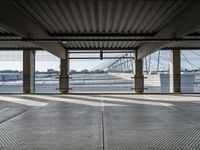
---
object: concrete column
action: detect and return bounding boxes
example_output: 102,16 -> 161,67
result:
23,50 -> 35,93
59,50 -> 69,94
170,49 -> 181,93
134,50 -> 144,93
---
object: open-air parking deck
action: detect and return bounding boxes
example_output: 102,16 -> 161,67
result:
1,0 -> 200,149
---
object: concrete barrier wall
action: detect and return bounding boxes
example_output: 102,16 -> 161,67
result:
0,72 -> 196,93
110,73 -> 195,93
0,73 -> 22,81
181,74 -> 195,93
159,74 -> 194,92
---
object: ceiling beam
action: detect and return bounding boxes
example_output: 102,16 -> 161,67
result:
0,47 -> 200,51
0,0 -> 66,58
162,47 -> 200,50
0,47 -> 41,50
49,33 -> 156,37
187,32 -> 200,37
69,51 -> 133,53
0,38 -> 200,42
0,33 -> 16,36
66,48 -> 136,50
137,1 -> 200,59
9,0 -> 193,1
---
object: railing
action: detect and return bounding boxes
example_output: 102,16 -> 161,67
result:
0,73 -> 198,93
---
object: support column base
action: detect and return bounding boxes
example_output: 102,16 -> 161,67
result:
59,75 -> 69,94
134,75 -> 144,94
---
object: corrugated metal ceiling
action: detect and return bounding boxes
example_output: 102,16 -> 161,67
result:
1,0 -> 200,51
11,0 -> 190,50
14,0 -> 188,34
63,41 -> 140,49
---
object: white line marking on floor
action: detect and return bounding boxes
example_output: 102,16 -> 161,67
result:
101,95 -> 105,150
143,95 -> 179,111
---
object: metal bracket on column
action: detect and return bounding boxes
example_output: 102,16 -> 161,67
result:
131,87 -> 148,90
56,88 -> 72,90
56,76 -> 72,79
131,76 -> 148,79
59,76 -> 68,78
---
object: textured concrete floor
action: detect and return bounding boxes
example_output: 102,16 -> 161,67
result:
0,94 -> 200,149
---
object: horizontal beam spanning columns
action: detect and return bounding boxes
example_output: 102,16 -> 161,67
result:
69,51 -> 133,53
162,47 -> 200,50
49,33 -> 156,37
67,48 -> 137,50
69,57 -> 134,59
10,0 -> 190,1
187,33 -> 200,36
0,33 -> 16,36
0,47 -> 41,50
0,48 -> 135,51
67,48 -> 200,51
0,47 -> 200,53
0,47 -> 199,51
1,38 -> 200,42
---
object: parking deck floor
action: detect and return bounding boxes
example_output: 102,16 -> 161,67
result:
0,94 -> 200,149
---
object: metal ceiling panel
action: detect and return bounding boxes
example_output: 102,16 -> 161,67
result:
2,0 -> 199,51
14,0 -> 188,34
63,41 -> 140,50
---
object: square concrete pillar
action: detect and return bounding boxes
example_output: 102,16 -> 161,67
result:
23,50 -> 35,93
59,50 -> 69,94
170,49 -> 181,93
134,50 -> 144,93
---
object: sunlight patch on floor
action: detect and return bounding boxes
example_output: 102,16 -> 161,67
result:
0,95 -> 48,106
